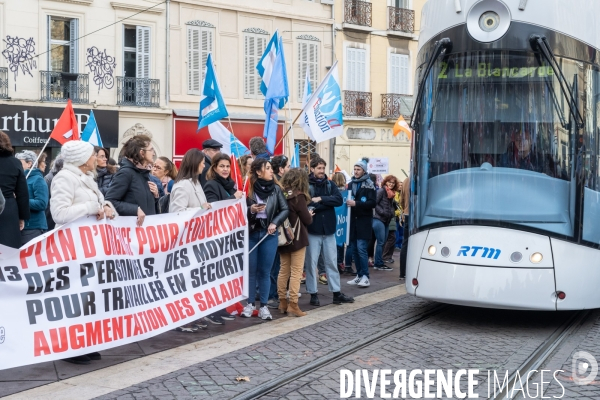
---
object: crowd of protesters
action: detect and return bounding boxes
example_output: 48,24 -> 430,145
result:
0,130 -> 411,359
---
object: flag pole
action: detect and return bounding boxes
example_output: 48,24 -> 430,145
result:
26,140 -> 52,179
286,100 -> 294,159
274,110 -> 304,150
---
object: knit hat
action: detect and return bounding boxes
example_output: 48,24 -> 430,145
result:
354,157 -> 369,173
61,140 -> 95,167
15,150 -> 38,166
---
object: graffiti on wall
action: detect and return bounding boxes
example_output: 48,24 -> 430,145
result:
85,46 -> 116,93
2,36 -> 37,89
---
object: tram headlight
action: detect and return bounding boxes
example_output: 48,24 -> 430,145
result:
479,11 -> 500,32
530,252 -> 543,263
428,245 -> 437,256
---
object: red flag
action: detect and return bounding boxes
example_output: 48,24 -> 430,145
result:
49,100 -> 79,145
230,154 -> 244,194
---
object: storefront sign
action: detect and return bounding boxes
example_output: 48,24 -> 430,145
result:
368,157 -> 389,174
0,104 -> 119,147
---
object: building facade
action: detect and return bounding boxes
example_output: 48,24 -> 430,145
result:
334,0 -> 424,178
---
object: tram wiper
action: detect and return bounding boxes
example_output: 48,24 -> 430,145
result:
410,38 -> 452,129
530,35 -> 584,130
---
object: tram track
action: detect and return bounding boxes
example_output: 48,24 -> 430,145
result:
230,303 -> 448,400
490,310 -> 590,400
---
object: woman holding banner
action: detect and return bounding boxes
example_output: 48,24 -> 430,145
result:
242,158 -> 289,321
50,140 -> 116,365
0,131 -> 29,248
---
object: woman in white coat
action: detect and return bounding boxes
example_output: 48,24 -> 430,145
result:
51,140 -> 116,227
50,140 -> 116,365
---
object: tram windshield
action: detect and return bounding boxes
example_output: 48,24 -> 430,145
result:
414,50 -> 590,237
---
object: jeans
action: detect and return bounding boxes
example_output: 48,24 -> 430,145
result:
400,215 -> 410,278
278,248 -> 306,303
269,252 -> 281,300
351,238 -> 370,278
317,253 -> 326,275
382,231 -> 396,259
337,245 -> 345,265
304,234 -> 341,294
372,219 -> 389,267
395,219 -> 404,248
248,229 -> 279,307
345,241 -> 354,266
21,229 -> 45,246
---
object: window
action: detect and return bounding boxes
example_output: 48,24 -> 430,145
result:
244,32 -> 268,99
187,26 -> 214,95
392,0 -> 410,8
389,53 -> 409,94
49,17 -> 78,72
345,47 -> 366,92
123,26 -> 150,78
297,40 -> 319,102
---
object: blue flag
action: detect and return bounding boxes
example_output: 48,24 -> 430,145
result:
262,35 -> 289,154
198,54 -> 228,131
81,110 -> 103,147
257,32 -> 287,109
230,133 -> 250,158
290,142 -> 300,168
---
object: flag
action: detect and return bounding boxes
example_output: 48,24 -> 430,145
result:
49,100 -> 79,145
334,164 -> 342,173
257,31 -> 287,109
261,34 -> 289,154
393,115 -> 412,140
230,133 -> 250,158
230,154 -> 244,193
290,142 -> 300,168
207,121 -> 231,155
301,61 -> 343,143
81,110 -> 103,147
198,54 -> 228,131
298,66 -> 315,141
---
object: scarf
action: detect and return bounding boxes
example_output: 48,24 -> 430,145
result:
308,173 -> 328,187
384,186 -> 395,199
350,173 -> 374,194
253,177 -> 276,200
215,174 -> 236,195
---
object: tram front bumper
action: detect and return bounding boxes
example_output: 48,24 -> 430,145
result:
413,259 -> 557,310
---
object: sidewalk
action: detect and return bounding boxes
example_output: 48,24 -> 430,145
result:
0,252 -> 404,398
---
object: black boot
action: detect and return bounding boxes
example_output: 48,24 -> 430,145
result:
333,292 -> 355,304
310,293 -> 320,306
86,352 -> 101,360
64,355 -> 91,365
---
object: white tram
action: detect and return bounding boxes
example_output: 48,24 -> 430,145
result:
406,0 -> 600,310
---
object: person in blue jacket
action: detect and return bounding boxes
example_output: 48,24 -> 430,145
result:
16,150 -> 49,245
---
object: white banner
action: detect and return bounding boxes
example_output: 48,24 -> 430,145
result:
368,157 -> 389,174
0,198 -> 248,370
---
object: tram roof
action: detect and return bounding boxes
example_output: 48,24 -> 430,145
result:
420,0 -> 600,53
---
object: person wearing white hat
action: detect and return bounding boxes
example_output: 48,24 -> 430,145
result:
50,140 -> 116,228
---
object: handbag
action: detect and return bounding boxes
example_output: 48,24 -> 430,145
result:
277,216 -> 301,247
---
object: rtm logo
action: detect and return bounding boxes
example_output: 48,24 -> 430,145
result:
457,246 -> 501,259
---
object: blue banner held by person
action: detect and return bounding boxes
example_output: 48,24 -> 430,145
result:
335,190 -> 349,246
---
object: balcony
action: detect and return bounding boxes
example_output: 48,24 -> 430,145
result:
117,77 -> 160,107
344,91 -> 372,117
381,94 -> 414,119
40,71 -> 89,104
0,67 -> 7,99
344,0 -> 372,27
388,7 -> 415,33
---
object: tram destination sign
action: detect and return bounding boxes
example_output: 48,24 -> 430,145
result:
438,62 -> 554,81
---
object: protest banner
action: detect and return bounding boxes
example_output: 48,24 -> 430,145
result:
0,198 -> 248,370
368,158 -> 389,174
335,190 -> 349,247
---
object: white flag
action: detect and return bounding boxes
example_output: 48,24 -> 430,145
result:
207,121 -> 232,155
302,61 -> 343,143
298,66 -> 315,141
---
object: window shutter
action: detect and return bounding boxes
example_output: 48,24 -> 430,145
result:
255,35 -> 266,98
136,26 -> 151,79
187,27 -> 200,94
390,53 -> 409,94
47,15 -> 51,71
297,41 -> 307,102
309,42 -> 318,93
69,19 -> 79,73
346,47 -> 355,90
357,48 -> 366,92
201,28 -> 213,85
244,33 -> 267,99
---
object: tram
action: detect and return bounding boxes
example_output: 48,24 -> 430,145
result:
406,0 -> 600,310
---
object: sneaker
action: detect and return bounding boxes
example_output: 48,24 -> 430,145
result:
375,265 -> 393,271
267,299 -> 280,309
333,292 -> 355,304
258,305 -> 273,320
347,275 -> 361,285
193,319 -> 208,329
218,310 -> 236,320
344,266 -> 356,275
318,273 -> 328,285
368,258 -> 374,268
175,325 -> 199,333
300,272 -> 306,284
385,258 -> 395,263
286,290 -> 301,300
357,276 -> 370,288
241,303 -> 255,318
204,315 -> 225,325
399,277 -> 406,283
310,293 -> 320,306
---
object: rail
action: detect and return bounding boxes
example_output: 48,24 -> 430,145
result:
388,6 -> 415,33
40,71 -> 89,104
116,77 -> 160,107
344,90 -> 372,117
344,0 -> 372,27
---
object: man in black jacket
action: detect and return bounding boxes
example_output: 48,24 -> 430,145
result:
199,139 -> 222,186
305,157 -> 354,306
346,158 -> 376,288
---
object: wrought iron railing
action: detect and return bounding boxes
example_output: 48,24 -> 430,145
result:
381,94 -> 414,119
0,67 -> 7,99
344,91 -> 372,117
388,7 -> 415,33
117,77 -> 160,107
344,0 -> 372,27
40,71 -> 89,103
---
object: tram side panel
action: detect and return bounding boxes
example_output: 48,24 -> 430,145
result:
405,230 -> 429,295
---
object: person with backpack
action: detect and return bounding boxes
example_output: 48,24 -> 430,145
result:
277,168 -> 313,317
304,157 -> 354,306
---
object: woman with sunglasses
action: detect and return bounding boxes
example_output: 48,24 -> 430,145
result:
241,158 -> 289,320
